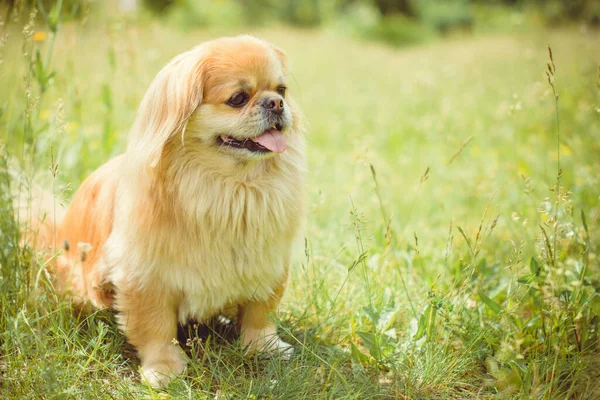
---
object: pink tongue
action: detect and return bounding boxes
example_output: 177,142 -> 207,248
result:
251,129 -> 287,153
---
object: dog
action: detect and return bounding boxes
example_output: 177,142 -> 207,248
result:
24,35 -> 305,386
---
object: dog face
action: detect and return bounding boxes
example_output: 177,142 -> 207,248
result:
189,38 -> 295,160
127,36 -> 300,170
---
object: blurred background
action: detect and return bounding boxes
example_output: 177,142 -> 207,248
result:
6,0 -> 600,42
138,0 -> 600,41
1,1 -> 599,398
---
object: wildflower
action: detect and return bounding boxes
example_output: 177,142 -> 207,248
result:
33,31 -> 47,42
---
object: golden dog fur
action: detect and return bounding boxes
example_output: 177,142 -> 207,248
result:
25,36 -> 305,386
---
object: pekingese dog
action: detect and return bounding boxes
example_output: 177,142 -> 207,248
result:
27,36 -> 305,386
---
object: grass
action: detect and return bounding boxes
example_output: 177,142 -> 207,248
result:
1,5 -> 599,399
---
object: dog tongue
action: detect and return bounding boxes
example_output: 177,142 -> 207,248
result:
251,129 -> 287,153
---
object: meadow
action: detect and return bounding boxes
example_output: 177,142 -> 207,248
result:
1,6 -> 599,399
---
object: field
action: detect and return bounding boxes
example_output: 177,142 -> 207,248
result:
1,8 -> 599,400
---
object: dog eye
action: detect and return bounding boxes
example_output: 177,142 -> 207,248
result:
276,86 -> 287,97
227,92 -> 249,107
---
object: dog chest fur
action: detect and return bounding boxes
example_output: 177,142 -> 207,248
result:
104,153 -> 304,324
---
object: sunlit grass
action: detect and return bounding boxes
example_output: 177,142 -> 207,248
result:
1,6 -> 599,399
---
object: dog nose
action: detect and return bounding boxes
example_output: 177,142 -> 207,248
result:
262,96 -> 284,115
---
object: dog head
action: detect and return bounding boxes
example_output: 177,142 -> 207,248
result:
128,36 -> 302,172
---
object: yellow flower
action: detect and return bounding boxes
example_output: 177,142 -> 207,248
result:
33,32 -> 47,42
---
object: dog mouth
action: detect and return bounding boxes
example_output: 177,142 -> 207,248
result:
217,123 -> 286,154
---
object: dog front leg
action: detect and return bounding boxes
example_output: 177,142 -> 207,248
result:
115,286 -> 185,387
238,279 -> 293,359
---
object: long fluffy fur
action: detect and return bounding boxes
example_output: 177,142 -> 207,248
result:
26,36 -> 305,386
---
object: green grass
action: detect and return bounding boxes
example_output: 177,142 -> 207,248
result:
1,6 -> 599,399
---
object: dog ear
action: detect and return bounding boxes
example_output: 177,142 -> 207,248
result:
270,44 -> 287,72
128,48 -> 205,170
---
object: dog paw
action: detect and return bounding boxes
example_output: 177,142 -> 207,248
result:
242,328 -> 294,359
273,338 -> 294,360
140,346 -> 186,387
